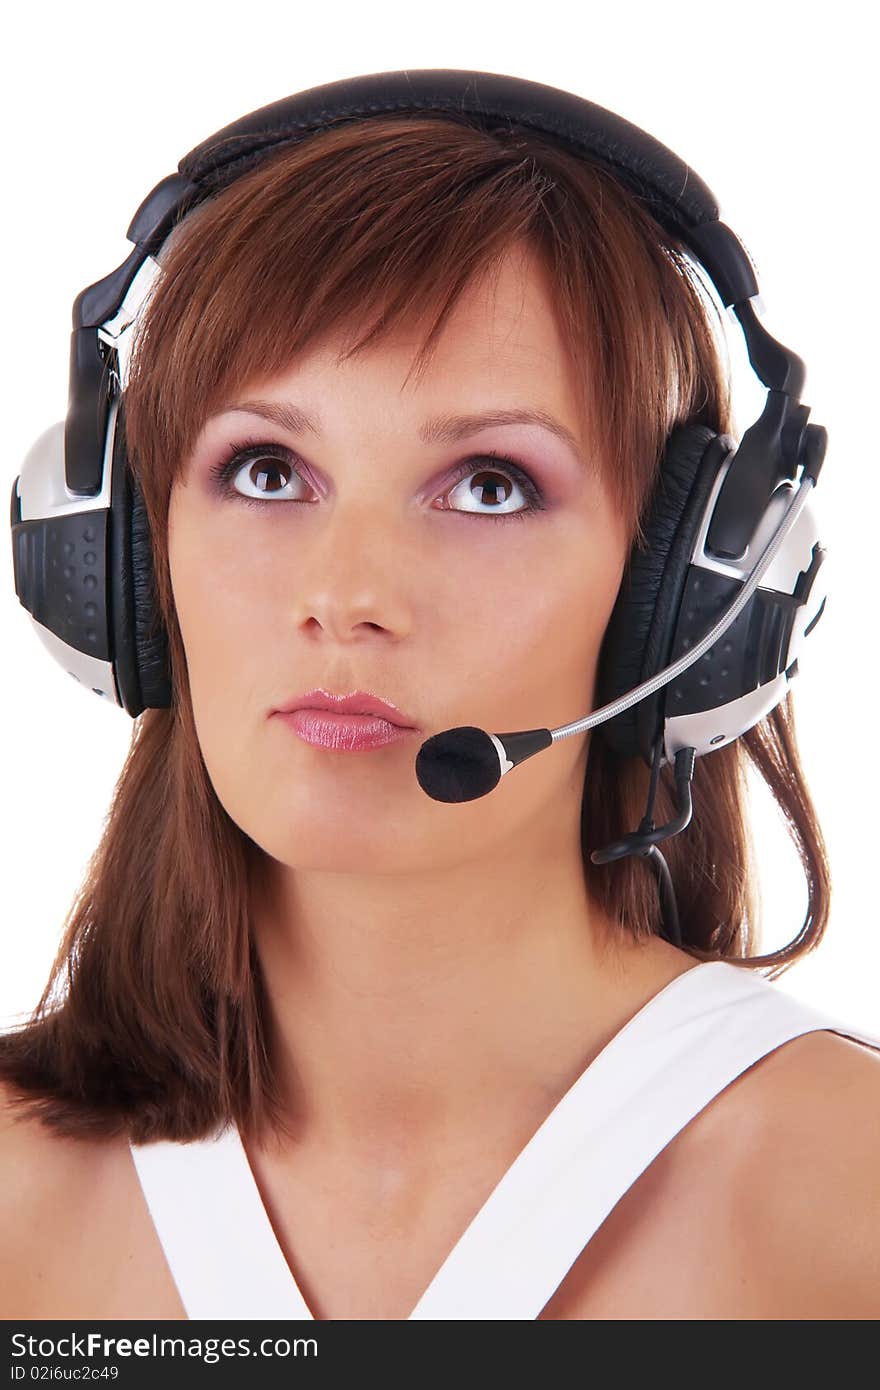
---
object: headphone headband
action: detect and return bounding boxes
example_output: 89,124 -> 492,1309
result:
179,69 -> 721,225
124,69 -> 758,311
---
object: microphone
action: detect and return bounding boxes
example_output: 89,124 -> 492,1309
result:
415,471 -> 817,804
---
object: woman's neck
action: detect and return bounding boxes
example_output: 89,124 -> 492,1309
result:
248,837 -> 694,1172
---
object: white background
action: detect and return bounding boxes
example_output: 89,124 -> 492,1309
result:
2,1 -> 876,1036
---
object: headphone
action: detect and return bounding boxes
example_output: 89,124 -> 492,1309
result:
9,69 -> 829,946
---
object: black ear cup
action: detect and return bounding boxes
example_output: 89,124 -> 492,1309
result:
107,401 -> 172,716
594,424 -> 735,765
129,467 -> 172,713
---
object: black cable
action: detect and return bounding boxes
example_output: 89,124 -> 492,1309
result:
590,735 -> 696,948
644,844 -> 681,947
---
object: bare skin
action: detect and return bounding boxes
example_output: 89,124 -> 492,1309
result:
2,1028 -> 879,1319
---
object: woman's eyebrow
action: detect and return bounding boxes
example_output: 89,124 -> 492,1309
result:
216,399 -> 587,463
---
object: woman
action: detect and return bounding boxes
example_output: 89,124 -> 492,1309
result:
2,72 -> 879,1320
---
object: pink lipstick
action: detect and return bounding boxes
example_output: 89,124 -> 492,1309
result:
272,688 -> 420,752
277,709 -> 417,751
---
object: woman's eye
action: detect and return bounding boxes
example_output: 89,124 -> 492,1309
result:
208,444 -> 304,507
442,457 -> 544,521
208,441 -> 546,523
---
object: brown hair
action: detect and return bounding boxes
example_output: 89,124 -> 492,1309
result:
1,111 -> 831,1144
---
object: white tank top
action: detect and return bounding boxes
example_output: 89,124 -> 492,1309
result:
129,960 -> 880,1320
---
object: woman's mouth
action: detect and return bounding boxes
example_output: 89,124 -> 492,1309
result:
274,708 -> 420,752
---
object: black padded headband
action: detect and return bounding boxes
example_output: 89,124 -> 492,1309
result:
81,67 -> 761,339
180,68 -> 720,231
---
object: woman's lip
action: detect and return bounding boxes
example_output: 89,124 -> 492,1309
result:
275,708 -> 420,752
274,691 -> 417,726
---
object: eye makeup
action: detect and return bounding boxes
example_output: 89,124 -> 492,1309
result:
204,437 -> 549,524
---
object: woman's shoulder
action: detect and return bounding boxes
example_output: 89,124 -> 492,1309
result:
736,1025 -> 880,1167
0,1080 -> 113,1313
0,1078 -> 101,1227
0,1079 -> 185,1319
729,1027 -> 880,1317
549,1024 -> 880,1319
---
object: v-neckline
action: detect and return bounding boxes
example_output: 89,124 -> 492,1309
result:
226,959 -> 717,1320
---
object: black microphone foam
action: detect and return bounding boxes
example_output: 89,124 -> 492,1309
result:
415,726 -> 553,803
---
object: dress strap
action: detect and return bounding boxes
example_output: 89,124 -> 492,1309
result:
408,962 -> 880,1319
130,1120 -> 312,1319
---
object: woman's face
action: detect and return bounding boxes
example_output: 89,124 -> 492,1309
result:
168,244 -> 630,873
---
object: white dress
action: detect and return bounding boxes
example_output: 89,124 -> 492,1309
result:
129,960 -> 880,1320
